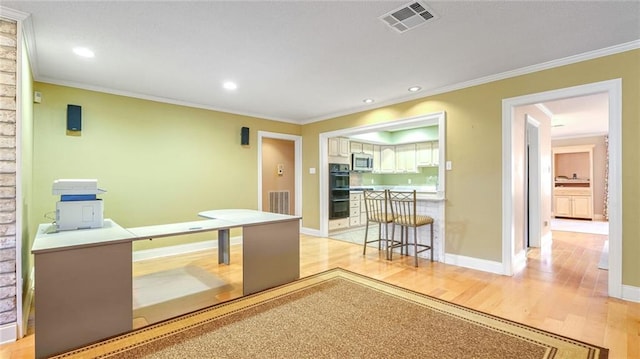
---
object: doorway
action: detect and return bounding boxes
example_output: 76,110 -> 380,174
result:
502,79 -> 622,299
257,132 -> 302,217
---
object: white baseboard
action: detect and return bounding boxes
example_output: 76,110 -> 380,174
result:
0,323 -> 17,344
622,285 -> 640,302
444,253 -> 505,275
301,227 -> 321,237
513,250 -> 527,273
133,237 -> 242,262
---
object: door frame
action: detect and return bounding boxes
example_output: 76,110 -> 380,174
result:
525,115 -> 542,249
257,131 -> 303,216
501,79 -> 622,298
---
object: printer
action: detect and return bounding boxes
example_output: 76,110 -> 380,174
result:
53,179 -> 106,231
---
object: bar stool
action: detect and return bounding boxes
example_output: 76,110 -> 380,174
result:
388,190 -> 434,266
362,190 -> 398,259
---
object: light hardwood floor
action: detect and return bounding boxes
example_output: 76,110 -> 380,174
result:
1,230 -> 638,358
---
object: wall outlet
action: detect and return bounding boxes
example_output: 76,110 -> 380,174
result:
371,179 -> 374,184
408,178 -> 412,184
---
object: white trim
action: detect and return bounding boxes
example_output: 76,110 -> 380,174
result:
36,77 -> 301,124
540,231 -> 552,248
257,131 -> 302,217
526,115 -> 542,248
622,285 -> 640,303
132,237 -> 242,262
301,227 -> 322,237
443,253 -> 504,275
502,79 -> 623,299
534,104 -> 554,119
0,323 -> 17,344
319,112 -> 446,238
302,40 -> 640,124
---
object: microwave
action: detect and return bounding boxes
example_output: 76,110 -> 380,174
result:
352,153 -> 373,172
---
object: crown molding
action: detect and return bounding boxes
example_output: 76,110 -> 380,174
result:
36,77 -> 300,124
303,39 -> 640,124
0,6 -> 29,21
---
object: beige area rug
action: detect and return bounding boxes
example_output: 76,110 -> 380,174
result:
54,268 -> 607,359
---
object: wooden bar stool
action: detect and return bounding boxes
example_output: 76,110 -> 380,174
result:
388,190 -> 434,266
362,190 -> 398,259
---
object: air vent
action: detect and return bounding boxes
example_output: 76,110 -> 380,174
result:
379,1 -> 438,33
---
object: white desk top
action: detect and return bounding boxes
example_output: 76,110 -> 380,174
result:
198,209 -> 301,225
32,209 -> 301,254
31,219 -> 135,253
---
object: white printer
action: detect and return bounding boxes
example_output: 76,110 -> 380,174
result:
53,179 -> 106,231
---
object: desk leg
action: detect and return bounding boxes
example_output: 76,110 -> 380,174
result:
35,242 -> 132,358
242,219 -> 300,295
218,229 -> 230,264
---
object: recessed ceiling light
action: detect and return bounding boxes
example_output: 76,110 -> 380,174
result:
363,98 -> 374,104
223,81 -> 238,90
72,47 -> 94,58
408,86 -> 422,92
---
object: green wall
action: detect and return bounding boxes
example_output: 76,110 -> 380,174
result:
31,83 -> 300,251
302,49 -> 639,287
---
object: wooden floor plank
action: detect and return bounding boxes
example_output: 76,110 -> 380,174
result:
1,230 -> 638,358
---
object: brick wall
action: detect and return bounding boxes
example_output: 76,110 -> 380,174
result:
0,18 -> 17,327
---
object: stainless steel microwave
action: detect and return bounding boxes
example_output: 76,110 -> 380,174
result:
352,153 -> 373,172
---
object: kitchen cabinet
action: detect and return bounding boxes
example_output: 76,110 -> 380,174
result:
328,218 -> 349,230
552,145 -> 594,220
372,145 -> 381,172
362,143 -> 375,156
328,137 -> 350,158
380,146 -> 395,173
349,192 -> 362,226
350,142 -> 363,154
416,141 -> 439,166
553,188 -> 592,219
395,143 -> 417,173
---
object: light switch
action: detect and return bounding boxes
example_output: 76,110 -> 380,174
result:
309,168 -> 316,174
445,161 -> 452,170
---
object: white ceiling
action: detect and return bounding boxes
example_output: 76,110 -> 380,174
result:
2,1 -> 639,128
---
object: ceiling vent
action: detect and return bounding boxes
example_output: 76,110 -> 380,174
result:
380,1 -> 438,33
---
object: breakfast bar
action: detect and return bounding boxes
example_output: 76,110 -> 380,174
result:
32,209 -> 301,359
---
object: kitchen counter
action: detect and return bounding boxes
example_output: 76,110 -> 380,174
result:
349,185 -> 444,201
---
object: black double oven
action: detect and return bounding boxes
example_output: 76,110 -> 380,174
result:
329,163 -> 350,219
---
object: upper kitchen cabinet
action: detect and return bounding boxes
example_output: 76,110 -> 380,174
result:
416,141 -> 439,167
380,146 -> 395,173
395,143 -> 417,173
328,137 -> 351,165
328,137 -> 350,157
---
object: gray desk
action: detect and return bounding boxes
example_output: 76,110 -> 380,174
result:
32,210 -> 300,358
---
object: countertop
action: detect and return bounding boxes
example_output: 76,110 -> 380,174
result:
349,186 -> 444,201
